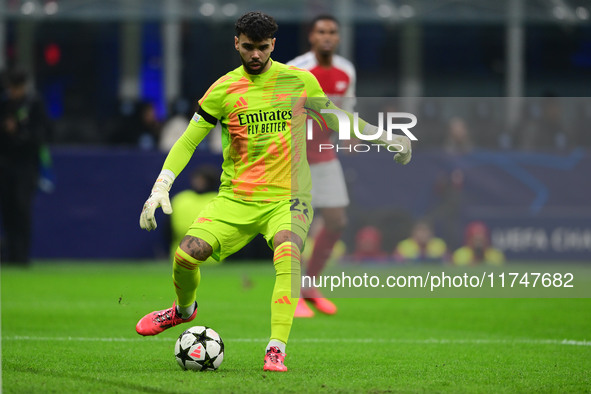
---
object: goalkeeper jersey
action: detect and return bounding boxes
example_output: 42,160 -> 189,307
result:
163,60 -> 328,203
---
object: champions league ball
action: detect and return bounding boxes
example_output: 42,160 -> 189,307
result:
175,326 -> 224,371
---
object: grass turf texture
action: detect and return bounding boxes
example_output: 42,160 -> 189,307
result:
1,261 -> 590,393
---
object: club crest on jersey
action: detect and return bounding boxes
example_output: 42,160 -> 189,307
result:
273,93 -> 291,102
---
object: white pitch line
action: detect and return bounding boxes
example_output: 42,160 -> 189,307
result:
2,336 -> 590,347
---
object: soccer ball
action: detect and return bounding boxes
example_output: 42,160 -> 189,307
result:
175,326 -> 224,371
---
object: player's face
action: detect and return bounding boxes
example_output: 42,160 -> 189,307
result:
234,34 -> 275,75
309,19 -> 339,57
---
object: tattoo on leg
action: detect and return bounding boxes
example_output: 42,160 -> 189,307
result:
180,236 -> 213,261
273,230 -> 303,250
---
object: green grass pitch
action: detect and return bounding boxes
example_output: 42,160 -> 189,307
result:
1,261 -> 590,393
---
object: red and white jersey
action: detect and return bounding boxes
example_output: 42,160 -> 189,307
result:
287,51 -> 356,164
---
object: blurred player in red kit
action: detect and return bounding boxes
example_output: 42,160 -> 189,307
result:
287,15 -> 356,317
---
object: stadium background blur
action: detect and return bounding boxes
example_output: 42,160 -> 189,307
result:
1,0 -> 590,262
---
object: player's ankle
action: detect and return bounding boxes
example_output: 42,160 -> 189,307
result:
176,301 -> 196,319
266,339 -> 286,354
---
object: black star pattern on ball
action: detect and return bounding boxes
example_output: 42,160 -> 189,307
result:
175,343 -> 194,368
176,328 -> 224,371
191,330 -> 213,342
200,353 -> 215,370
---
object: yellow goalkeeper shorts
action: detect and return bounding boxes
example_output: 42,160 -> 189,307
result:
185,195 -> 313,261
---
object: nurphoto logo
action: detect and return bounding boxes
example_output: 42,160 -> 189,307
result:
306,108 -> 418,153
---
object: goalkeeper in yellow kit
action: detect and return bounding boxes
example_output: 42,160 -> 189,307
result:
136,11 -> 412,372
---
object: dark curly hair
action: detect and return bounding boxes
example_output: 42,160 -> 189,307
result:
309,14 -> 339,33
235,11 -> 278,42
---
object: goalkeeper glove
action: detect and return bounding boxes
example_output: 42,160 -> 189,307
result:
360,124 -> 412,165
391,135 -> 412,165
139,171 -> 174,231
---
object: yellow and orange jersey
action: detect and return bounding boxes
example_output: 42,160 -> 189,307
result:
162,60 -> 368,202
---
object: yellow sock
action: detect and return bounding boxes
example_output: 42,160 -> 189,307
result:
270,242 -> 301,344
173,247 -> 202,312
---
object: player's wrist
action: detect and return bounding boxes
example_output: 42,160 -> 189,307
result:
391,135 -> 411,152
153,170 -> 175,192
361,124 -> 410,150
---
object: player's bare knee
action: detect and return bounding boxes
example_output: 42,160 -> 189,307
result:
273,230 -> 303,251
179,235 -> 213,261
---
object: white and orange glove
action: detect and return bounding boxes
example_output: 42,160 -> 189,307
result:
139,170 -> 175,231
391,134 -> 412,165
361,124 -> 412,165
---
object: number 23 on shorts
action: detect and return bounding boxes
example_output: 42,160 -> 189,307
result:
290,198 -> 310,225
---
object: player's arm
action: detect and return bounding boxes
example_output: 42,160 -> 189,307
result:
300,69 -> 411,164
351,111 -> 412,165
139,110 -> 217,231
309,95 -> 412,165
